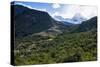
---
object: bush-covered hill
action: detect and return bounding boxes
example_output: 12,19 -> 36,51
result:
14,29 -> 97,65
72,16 -> 97,33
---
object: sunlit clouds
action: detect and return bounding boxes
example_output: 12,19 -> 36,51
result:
51,4 -> 97,19
52,3 -> 60,8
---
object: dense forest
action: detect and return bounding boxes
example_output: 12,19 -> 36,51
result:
14,29 -> 97,65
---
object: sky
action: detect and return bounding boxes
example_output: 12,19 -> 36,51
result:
13,1 -> 97,21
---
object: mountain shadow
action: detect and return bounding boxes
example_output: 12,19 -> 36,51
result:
11,5 -> 56,37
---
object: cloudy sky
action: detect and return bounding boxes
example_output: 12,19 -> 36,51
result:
14,1 -> 97,20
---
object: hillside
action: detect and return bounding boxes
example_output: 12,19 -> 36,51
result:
12,5 -> 73,38
72,16 -> 97,32
14,29 -> 97,65
12,5 -> 54,37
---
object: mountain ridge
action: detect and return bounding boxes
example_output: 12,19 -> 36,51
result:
12,4 -> 97,38
12,4 -> 72,38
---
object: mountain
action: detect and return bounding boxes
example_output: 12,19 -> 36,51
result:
12,4 -> 72,38
14,16 -> 97,65
73,16 -> 97,32
12,5 -> 56,37
11,4 -> 29,17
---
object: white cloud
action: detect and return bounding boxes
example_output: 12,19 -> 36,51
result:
51,5 -> 81,19
80,6 -> 97,19
52,12 -> 59,17
51,5 -> 97,19
52,3 -> 60,8
64,5 -> 97,19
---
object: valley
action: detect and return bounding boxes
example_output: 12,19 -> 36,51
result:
11,3 -> 97,65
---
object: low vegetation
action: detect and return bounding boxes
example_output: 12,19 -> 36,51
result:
14,29 -> 97,65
